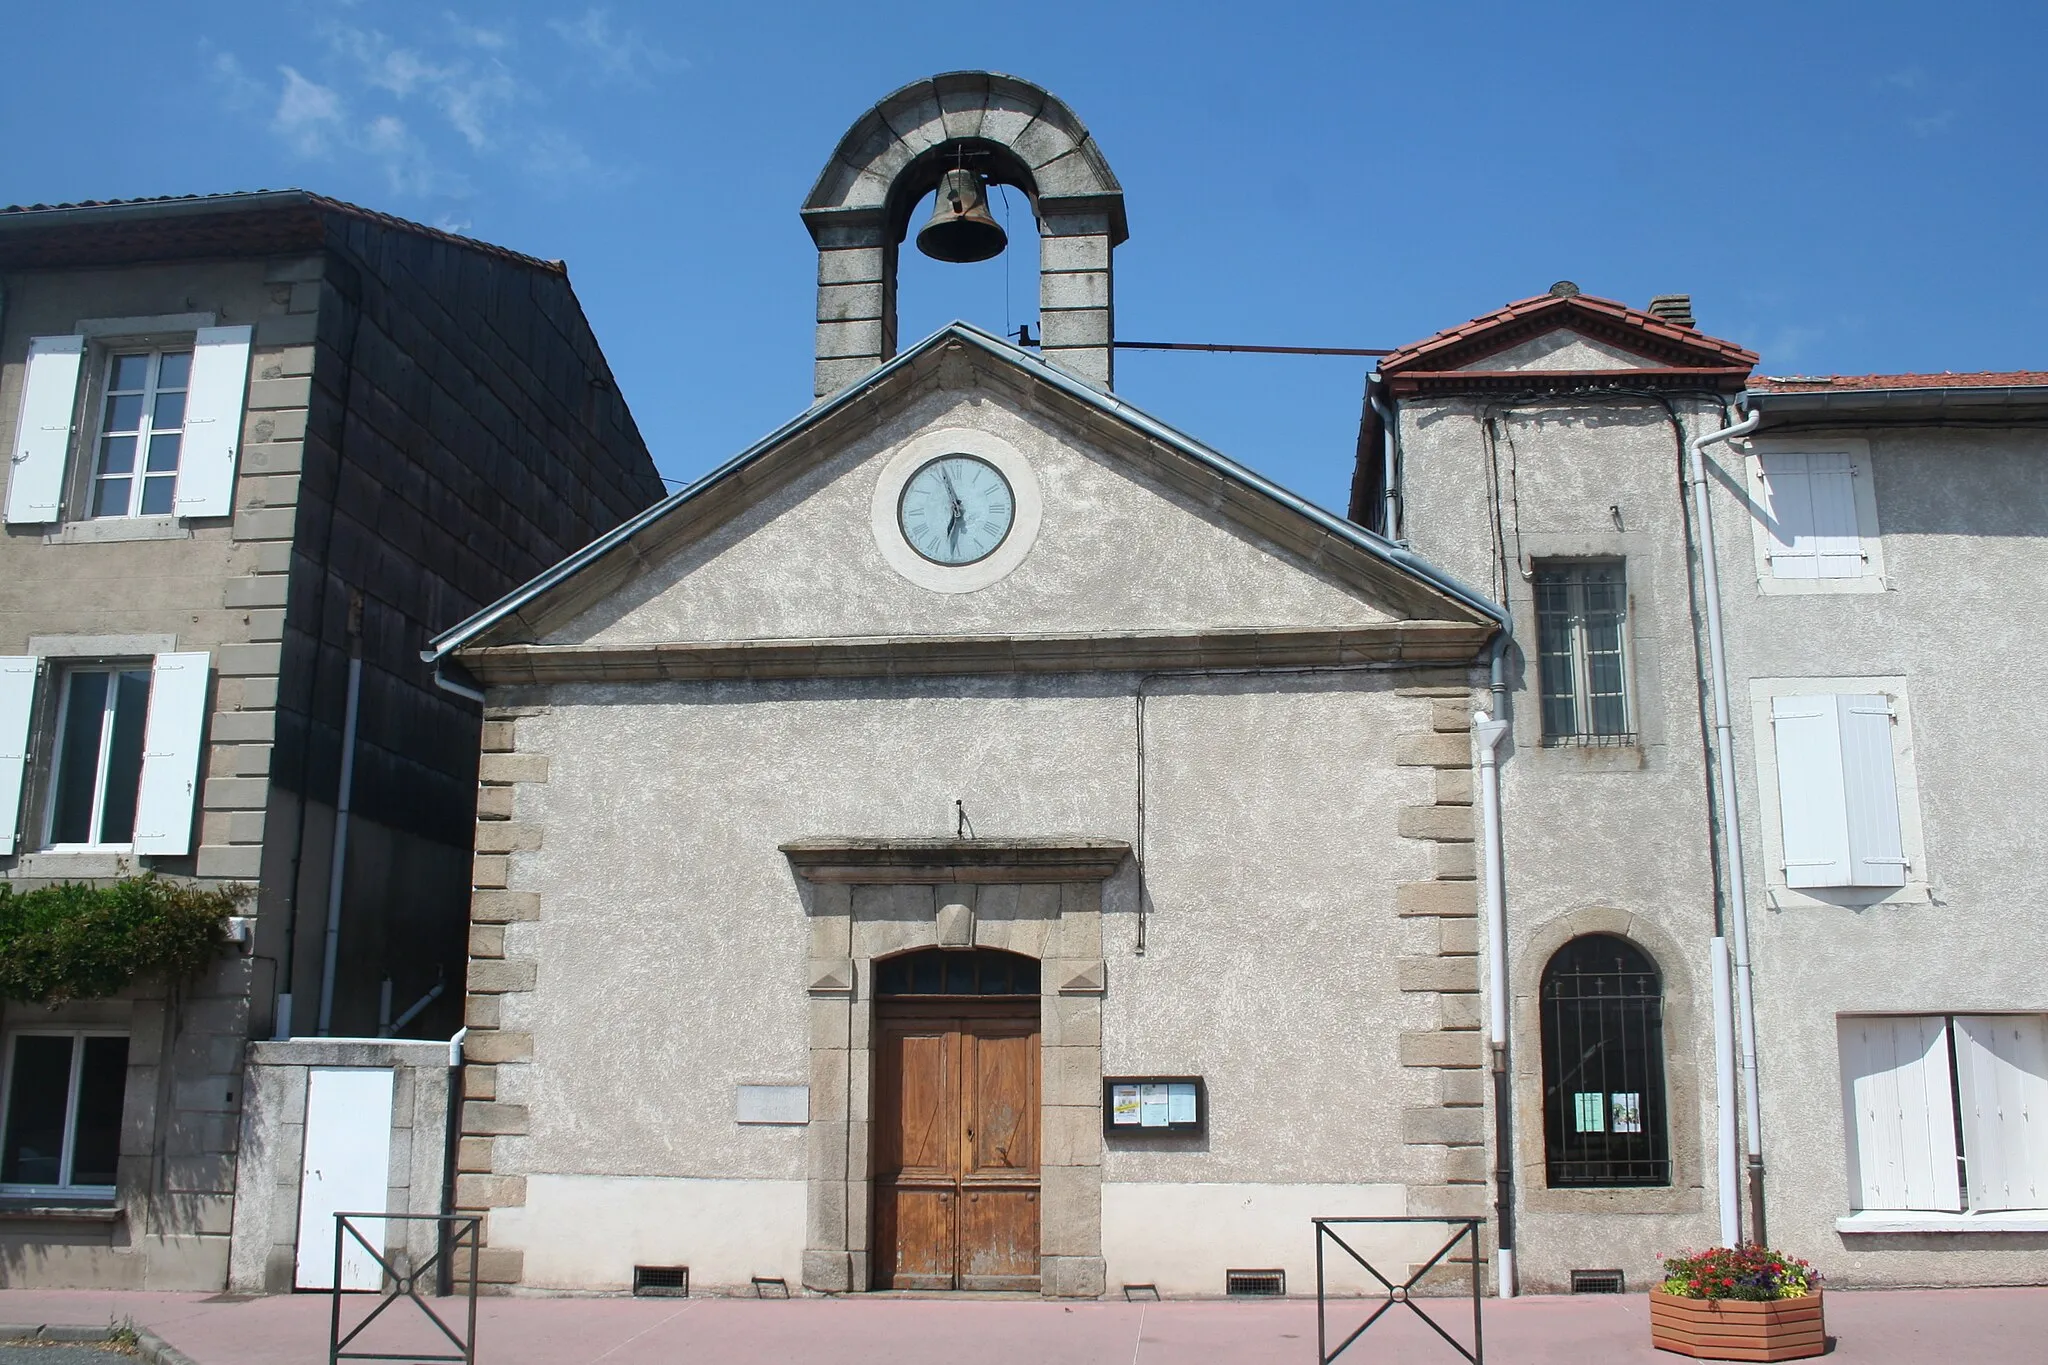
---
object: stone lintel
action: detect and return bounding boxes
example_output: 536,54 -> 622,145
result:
783,838 -> 1131,885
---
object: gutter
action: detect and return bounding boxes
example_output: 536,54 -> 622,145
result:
1746,384 -> 2048,415
424,321 -> 1506,665
0,190 -> 321,235
1685,407 -> 1767,1247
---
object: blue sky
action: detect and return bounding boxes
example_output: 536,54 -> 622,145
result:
8,3 -> 2043,513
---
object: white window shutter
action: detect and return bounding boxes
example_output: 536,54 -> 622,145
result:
174,325 -> 252,519
1806,451 -> 1865,578
1954,1016 -> 2048,1212
0,656 -> 38,853
4,335 -> 86,524
1760,452 -> 1819,579
1839,694 -> 1907,887
132,652 -> 211,856
1839,1016 -> 1962,1212
1773,695 -> 1853,886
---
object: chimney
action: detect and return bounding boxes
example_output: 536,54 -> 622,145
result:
1646,294 -> 1695,329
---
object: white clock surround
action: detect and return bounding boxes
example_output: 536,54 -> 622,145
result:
869,427 -> 1043,593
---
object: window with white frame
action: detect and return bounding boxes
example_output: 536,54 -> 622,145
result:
91,349 -> 191,518
2,324 -> 250,526
1748,440 -> 1885,593
46,666 -> 154,848
0,1030 -> 130,1199
0,653 -> 211,858
1533,560 -> 1632,746
1763,686 -> 1915,891
1840,1015 -> 2048,1214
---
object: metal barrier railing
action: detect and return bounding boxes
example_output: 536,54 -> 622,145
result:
1313,1216 -> 1484,1364
329,1212 -> 481,1365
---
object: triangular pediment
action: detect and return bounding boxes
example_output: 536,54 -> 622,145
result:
430,325 -> 1498,682
1380,292 -> 1757,397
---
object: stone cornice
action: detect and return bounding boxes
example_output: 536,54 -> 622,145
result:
781,838 -> 1132,884
457,623 -> 1492,685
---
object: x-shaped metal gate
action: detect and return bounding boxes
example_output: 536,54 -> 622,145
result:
328,1212 -> 482,1365
1313,1216 -> 1484,1364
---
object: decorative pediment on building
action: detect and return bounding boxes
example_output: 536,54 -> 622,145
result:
427,323 -> 1500,686
1377,291 -> 1758,397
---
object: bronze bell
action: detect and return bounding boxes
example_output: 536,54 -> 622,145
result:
915,169 -> 1008,264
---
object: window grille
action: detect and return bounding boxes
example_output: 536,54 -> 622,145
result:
1540,934 -> 1670,1187
1533,561 -> 1633,746
1571,1269 -> 1626,1294
874,947 -> 1039,997
1226,1269 -> 1286,1297
632,1265 -> 688,1297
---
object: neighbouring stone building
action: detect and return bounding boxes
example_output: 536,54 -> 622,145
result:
0,192 -> 663,1288
1365,290 -> 2048,1291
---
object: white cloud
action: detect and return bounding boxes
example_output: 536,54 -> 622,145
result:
1908,110 -> 1956,137
209,8 -> 643,203
274,67 -> 345,157
548,7 -> 681,83
207,48 -> 265,110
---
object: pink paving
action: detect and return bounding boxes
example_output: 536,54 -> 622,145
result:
0,1286 -> 2043,1364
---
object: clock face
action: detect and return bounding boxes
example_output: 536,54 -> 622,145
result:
897,454 -> 1015,565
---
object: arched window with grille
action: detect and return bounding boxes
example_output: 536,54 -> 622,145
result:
1539,933 -> 1670,1187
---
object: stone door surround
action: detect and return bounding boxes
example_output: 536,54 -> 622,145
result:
783,837 -> 1127,1299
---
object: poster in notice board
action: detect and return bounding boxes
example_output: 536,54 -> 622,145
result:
1103,1077 -> 1204,1135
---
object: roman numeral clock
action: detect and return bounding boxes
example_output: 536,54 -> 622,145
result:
870,429 -> 1043,592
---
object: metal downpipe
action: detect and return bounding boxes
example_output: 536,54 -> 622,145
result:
1475,708 -> 1514,1296
1687,408 -> 1767,1244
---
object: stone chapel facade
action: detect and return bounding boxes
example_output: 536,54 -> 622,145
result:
427,75 -> 1515,1298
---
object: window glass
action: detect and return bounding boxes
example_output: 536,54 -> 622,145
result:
49,667 -> 152,847
93,349 -> 188,519
51,672 -> 110,844
1533,561 -> 1631,745
70,1037 -> 129,1188
876,948 -> 1040,996
1,1036 -> 75,1186
1540,934 -> 1670,1187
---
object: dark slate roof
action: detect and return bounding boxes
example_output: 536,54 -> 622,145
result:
0,190 -> 563,274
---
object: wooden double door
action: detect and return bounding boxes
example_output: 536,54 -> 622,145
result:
872,999 -> 1041,1291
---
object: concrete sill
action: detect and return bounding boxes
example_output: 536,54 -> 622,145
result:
1837,1210 -> 2048,1234
43,517 -> 190,545
0,1203 -> 121,1225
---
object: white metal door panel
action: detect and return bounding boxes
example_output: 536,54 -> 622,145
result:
4,335 -> 85,525
1839,1016 -> 1960,1211
1773,695 -> 1852,887
296,1067 -> 396,1291
1955,1016 -> 2048,1212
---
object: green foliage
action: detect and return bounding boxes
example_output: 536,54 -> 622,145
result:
1659,1245 -> 1817,1301
0,876 -> 243,1006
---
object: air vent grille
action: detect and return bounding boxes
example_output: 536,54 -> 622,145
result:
1570,1268 -> 1625,1294
633,1264 -> 689,1297
1226,1269 -> 1286,1298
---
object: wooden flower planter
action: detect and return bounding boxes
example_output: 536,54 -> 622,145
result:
1649,1288 -> 1825,1361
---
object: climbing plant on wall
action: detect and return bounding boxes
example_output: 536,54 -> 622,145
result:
0,876 -> 242,1006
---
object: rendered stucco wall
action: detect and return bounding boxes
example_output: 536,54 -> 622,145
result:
1396,343 -> 2048,1289
1714,423 -> 2048,1286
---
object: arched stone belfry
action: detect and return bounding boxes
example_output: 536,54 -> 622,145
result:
801,72 -> 1128,398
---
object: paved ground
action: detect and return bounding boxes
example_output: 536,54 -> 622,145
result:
0,1285 -> 2042,1364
